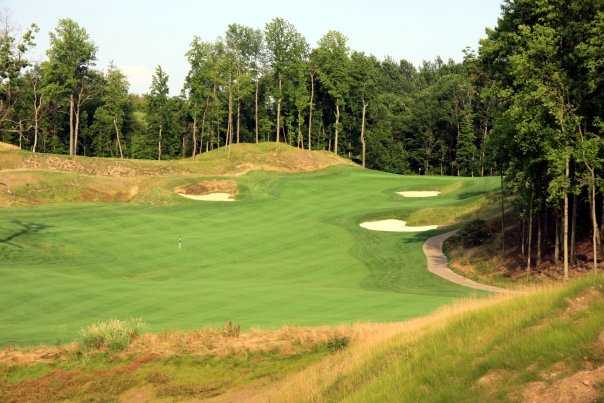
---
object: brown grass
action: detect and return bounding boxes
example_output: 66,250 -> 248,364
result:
254,292 -> 527,402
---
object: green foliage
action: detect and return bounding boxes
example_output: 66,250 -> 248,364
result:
79,318 -> 146,352
326,336 -> 349,353
457,219 -> 491,247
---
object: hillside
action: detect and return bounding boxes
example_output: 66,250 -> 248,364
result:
1,276 -> 602,402
0,142 -> 350,207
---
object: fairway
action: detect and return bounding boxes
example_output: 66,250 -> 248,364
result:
0,166 -> 498,345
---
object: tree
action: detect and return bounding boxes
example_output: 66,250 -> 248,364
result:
185,37 -> 216,156
0,15 -> 38,137
147,66 -> 170,160
314,31 -> 350,155
92,64 -> 129,158
226,24 -> 263,144
349,52 -> 378,167
45,18 -> 96,156
264,18 -> 307,143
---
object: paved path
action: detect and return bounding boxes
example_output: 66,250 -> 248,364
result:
423,230 -> 509,293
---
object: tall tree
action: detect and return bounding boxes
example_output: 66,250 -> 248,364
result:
314,31 -> 350,155
147,66 -> 170,160
349,52 -> 378,167
45,18 -> 96,156
264,18 -> 307,143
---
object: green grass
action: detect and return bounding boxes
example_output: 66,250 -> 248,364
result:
0,165 -> 499,345
317,275 -> 604,402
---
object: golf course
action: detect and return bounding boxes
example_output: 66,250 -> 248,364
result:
0,143 -> 498,345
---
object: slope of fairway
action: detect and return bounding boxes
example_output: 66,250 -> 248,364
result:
265,275 -> 604,402
0,164 -> 499,345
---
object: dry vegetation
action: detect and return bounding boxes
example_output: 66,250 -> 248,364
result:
0,142 -> 350,207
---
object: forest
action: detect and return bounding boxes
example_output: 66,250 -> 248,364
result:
1,0 -> 604,277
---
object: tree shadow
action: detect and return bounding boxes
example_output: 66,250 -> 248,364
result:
456,191 -> 487,200
0,220 -> 51,248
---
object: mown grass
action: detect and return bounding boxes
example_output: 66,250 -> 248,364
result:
0,162 -> 499,345
277,275 -> 603,402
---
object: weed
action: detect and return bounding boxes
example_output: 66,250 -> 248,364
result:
79,318 -> 146,352
326,336 -> 349,353
222,321 -> 240,338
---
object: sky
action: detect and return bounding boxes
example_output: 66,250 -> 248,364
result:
4,0 -> 504,95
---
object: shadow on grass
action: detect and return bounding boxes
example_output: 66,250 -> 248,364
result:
0,220 -> 51,248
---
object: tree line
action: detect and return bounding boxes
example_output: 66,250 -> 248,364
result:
479,0 -> 604,278
0,15 -> 496,176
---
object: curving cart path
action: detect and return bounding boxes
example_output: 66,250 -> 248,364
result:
423,230 -> 509,294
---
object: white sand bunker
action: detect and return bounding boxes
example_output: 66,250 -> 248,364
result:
360,219 -> 438,233
397,191 -> 441,198
177,192 -> 235,202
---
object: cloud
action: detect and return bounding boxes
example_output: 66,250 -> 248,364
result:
120,65 -> 154,94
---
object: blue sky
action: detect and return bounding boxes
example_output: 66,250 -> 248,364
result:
5,0 -> 504,94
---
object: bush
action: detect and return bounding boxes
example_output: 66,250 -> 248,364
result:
222,321 -> 240,338
458,219 -> 491,247
326,336 -> 349,353
80,318 -> 146,352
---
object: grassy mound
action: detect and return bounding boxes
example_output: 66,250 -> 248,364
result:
266,275 -> 604,402
0,143 -> 349,207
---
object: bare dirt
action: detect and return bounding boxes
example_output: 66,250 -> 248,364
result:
522,366 -> 604,403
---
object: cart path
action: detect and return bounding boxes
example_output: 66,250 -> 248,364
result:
423,230 -> 509,294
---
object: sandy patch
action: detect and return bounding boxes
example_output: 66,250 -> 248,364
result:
178,193 -> 234,202
360,219 -> 437,232
397,191 -> 441,198
175,180 -> 237,202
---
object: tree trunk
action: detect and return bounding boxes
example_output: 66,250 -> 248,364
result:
590,169 -> 599,272
571,192 -> 577,265
527,191 -> 533,273
536,211 -> 542,268
361,99 -> 367,168
236,99 -> 240,144
32,94 -> 41,153
113,117 -> 124,159
158,126 -> 162,160
74,102 -> 80,156
297,110 -> 303,149
227,86 -> 233,147
564,156 -> 569,280
555,211 -> 560,263
500,169 -> 505,257
192,116 -> 197,158
521,217 -> 526,257
276,77 -> 282,143
255,79 -> 259,143
480,125 -> 488,177
69,94 -> 74,156
334,101 -> 340,155
308,72 -> 314,151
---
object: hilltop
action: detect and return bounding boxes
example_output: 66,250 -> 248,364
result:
0,142 -> 350,207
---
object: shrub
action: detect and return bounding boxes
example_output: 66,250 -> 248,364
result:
80,318 -> 146,352
458,219 -> 491,247
222,321 -> 240,338
326,336 -> 349,352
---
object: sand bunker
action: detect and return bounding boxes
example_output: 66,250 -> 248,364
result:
175,180 -> 237,202
397,191 -> 441,198
177,193 -> 235,202
360,219 -> 438,233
